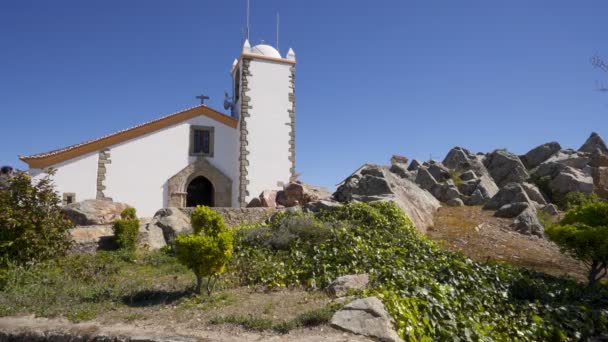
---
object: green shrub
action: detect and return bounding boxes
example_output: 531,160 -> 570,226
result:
175,205 -> 233,295
0,171 -> 73,268
112,208 -> 139,251
546,202 -> 608,286
230,202 -> 608,340
559,191 -> 599,211
191,205 -> 225,236
120,207 -> 137,220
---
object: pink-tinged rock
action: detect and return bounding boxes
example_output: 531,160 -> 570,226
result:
259,190 -> 278,207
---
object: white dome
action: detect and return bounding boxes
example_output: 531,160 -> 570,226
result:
250,44 -> 282,58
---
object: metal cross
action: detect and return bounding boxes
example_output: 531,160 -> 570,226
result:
195,94 -> 210,104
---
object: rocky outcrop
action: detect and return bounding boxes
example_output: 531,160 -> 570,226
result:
579,132 -> 608,154
327,274 -> 369,298
330,297 -> 403,342
522,142 -> 561,169
62,200 -> 131,226
149,207 -> 192,245
484,150 -> 529,187
334,164 -> 440,231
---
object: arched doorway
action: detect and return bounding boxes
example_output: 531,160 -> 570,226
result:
186,176 -> 214,207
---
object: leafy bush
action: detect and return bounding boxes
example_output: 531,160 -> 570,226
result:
0,171 -> 73,268
175,206 -> 233,295
239,215 -> 333,250
546,202 -> 608,286
558,191 -> 599,211
112,208 -> 140,251
231,202 -> 608,340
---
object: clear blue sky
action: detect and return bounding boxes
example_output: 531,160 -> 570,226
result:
1,1 -> 607,189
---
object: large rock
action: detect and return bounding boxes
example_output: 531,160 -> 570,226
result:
334,165 -> 440,231
414,167 -> 439,191
327,274 -> 369,298
68,225 -> 116,254
494,202 -> 530,218
431,181 -> 462,202
483,183 -> 531,210
544,150 -> 590,170
138,221 -> 167,250
521,182 -> 548,205
484,150 -> 529,187
511,207 -> 544,237
330,297 -> 403,342
259,190 -> 279,207
522,142 -> 561,169
443,146 -> 473,170
62,200 -> 131,226
579,132 -> 608,154
407,159 -> 421,171
148,207 -> 191,245
427,162 -> 450,182
442,146 -> 489,177
277,182 -> 330,207
549,166 -> 594,197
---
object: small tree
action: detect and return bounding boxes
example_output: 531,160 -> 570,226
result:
0,170 -> 73,267
546,202 -> 608,287
112,208 -> 139,252
175,206 -> 233,295
559,191 -> 599,211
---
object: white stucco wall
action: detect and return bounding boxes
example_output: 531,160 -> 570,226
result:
30,151 -> 99,202
35,114 -> 238,218
103,115 -> 238,217
245,59 -> 293,202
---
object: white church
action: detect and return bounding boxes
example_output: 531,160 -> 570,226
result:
20,41 -> 297,217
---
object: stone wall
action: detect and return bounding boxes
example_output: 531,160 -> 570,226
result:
179,207 -> 283,227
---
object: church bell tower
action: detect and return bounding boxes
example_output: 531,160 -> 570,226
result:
231,40 -> 297,207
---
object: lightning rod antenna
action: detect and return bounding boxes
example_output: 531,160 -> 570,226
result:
246,0 -> 250,41
276,12 -> 280,51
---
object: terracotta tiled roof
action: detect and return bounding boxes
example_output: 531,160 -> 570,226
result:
20,104 -> 238,168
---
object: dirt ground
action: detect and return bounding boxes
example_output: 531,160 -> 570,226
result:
0,288 -> 371,341
0,315 -> 372,342
426,206 -> 587,280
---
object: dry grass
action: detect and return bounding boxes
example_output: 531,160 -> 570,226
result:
427,206 -> 587,281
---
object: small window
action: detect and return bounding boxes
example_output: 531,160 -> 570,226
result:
190,126 -> 214,157
234,67 -> 241,103
63,192 -> 76,206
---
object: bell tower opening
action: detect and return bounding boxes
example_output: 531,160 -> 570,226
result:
186,176 -> 214,207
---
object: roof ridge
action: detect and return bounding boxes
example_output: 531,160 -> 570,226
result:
20,104 -> 238,165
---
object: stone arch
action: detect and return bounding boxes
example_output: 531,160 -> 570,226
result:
167,158 -> 232,207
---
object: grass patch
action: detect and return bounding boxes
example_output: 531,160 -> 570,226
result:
0,250 -> 192,321
209,305 -> 339,334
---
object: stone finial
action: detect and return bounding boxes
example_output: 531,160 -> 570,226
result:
231,58 -> 238,71
286,48 -> 296,61
242,39 -> 251,54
